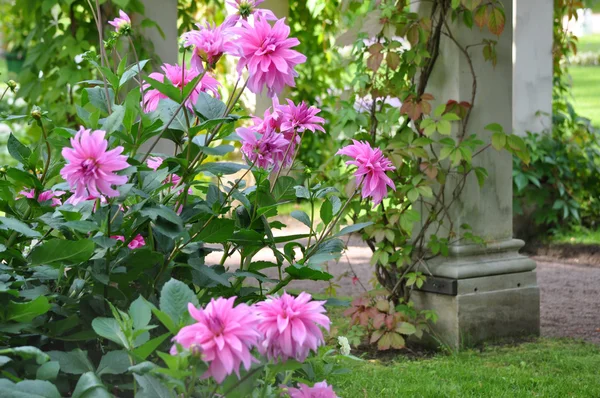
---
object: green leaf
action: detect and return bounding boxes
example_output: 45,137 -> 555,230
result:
0,346 -> 49,365
491,132 -> 506,150
72,372 -> 111,398
119,60 -> 149,87
151,308 -> 178,335
92,318 -> 129,348
193,219 -> 235,243
334,222 -> 374,237
159,278 -> 198,326
320,199 -> 333,225
437,120 -> 451,135
6,167 -> 41,189
272,176 -> 297,202
194,91 -> 227,120
158,99 -> 189,132
198,162 -> 248,176
29,239 -> 95,266
36,361 -> 60,381
0,380 -> 61,398
407,188 -> 419,203
101,104 -> 125,133
396,322 -> 417,335
7,296 -> 51,323
134,374 -> 176,398
0,217 -> 41,238
130,296 -> 152,330
96,351 -> 131,376
189,258 -> 231,287
140,169 -> 170,192
85,87 -> 115,115
8,133 -> 31,166
48,349 -> 95,375
133,333 -> 171,361
290,210 -> 311,228
141,205 -> 182,226
144,76 -> 182,103
484,122 -> 504,133
285,264 -> 333,281
191,138 -> 235,156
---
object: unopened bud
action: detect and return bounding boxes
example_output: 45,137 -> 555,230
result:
7,80 -> 17,93
31,108 -> 42,120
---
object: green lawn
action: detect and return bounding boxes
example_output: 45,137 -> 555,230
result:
578,33 -> 600,53
327,339 -> 600,397
570,65 -> 600,127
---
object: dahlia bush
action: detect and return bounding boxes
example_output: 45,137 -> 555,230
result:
0,5 -> 393,397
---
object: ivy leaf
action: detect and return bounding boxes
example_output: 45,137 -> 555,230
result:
491,132 -> 506,150
474,5 -> 489,28
29,239 -> 95,266
488,6 -> 505,36
159,278 -> 199,326
7,133 -> 31,166
461,0 -> 482,10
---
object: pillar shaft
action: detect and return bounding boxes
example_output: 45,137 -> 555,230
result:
411,0 -> 540,349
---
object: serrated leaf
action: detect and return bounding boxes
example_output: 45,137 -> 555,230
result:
159,278 -> 198,326
92,318 -> 129,348
97,351 -> 130,376
491,132 -> 506,150
488,6 -> 505,36
194,91 -> 227,120
134,374 -> 176,398
48,349 -> 94,375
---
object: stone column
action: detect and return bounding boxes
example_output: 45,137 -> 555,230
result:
513,0 -> 553,135
410,0 -> 540,349
140,0 -> 178,156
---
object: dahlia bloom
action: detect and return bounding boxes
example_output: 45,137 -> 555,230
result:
254,292 -> 330,362
19,189 -> 64,207
237,126 -> 290,170
224,0 -> 277,27
279,99 -> 326,134
146,156 -> 163,171
231,17 -> 306,96
336,140 -> 396,206
142,63 -> 220,113
182,23 -> 237,71
108,10 -> 131,33
111,234 -> 146,249
286,381 -> 338,398
170,298 -> 260,383
60,127 -> 129,205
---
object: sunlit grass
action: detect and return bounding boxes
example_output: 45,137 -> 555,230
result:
569,65 -> 600,127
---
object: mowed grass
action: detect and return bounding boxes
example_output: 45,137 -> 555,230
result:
569,65 -> 600,127
577,33 -> 600,53
549,225 -> 600,244
327,339 -> 600,397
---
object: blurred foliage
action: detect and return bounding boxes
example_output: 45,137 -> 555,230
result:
513,0 -> 600,234
0,0 -> 157,127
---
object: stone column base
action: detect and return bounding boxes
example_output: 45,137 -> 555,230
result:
411,240 -> 540,350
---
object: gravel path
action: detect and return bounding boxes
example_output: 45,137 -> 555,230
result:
213,219 -> 600,344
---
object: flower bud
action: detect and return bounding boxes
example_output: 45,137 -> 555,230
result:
31,108 -> 42,120
7,80 -> 17,93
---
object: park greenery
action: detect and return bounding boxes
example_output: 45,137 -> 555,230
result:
0,0 -> 600,397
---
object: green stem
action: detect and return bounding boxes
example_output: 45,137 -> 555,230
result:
0,86 -> 9,102
37,119 -> 52,185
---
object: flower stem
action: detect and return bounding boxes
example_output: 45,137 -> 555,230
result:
37,119 -> 52,185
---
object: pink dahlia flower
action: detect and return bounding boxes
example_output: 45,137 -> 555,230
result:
19,189 -> 65,207
279,99 -> 326,135
224,0 -> 277,27
336,140 -> 396,206
142,63 -> 220,113
237,126 -> 290,170
182,23 -> 237,71
254,292 -> 330,362
60,127 -> 129,205
108,10 -> 131,33
287,381 -> 339,398
231,17 -> 306,96
170,298 -> 260,383
146,156 -> 163,171
111,234 -> 146,250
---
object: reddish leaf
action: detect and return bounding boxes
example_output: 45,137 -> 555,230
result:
420,162 -> 439,179
386,52 -> 401,70
461,0 -> 482,10
474,5 -> 489,28
406,24 -> 420,46
488,6 -> 505,36
421,93 -> 435,101
367,43 -> 384,72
